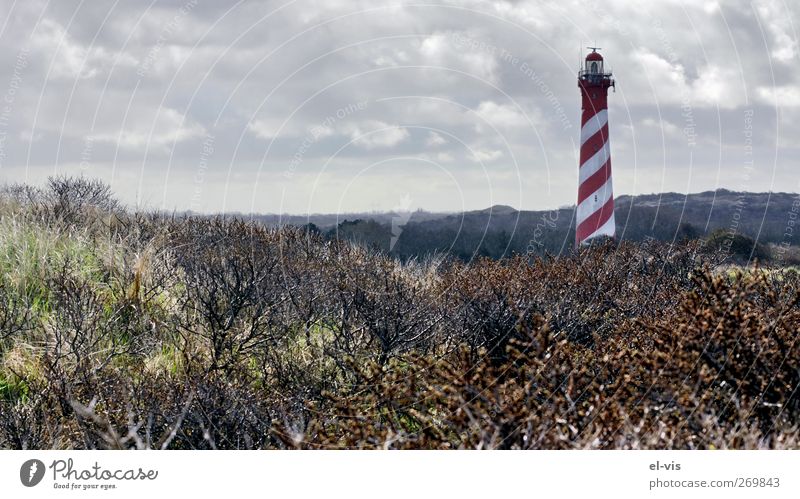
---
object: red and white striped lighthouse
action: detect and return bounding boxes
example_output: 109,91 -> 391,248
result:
576,47 -> 615,246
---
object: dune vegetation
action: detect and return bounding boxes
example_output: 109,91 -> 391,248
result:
0,177 -> 797,449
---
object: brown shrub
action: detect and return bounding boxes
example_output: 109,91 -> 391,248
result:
0,182 -> 797,449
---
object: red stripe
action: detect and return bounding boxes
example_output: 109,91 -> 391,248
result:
581,104 -> 603,125
577,158 -> 611,203
579,124 -> 609,164
576,197 -> 614,243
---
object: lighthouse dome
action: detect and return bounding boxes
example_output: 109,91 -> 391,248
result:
586,51 -> 603,61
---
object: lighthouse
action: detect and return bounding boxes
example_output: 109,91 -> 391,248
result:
576,47 -> 615,246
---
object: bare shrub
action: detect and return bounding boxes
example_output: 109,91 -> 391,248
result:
167,217 -> 284,372
1,177 -> 798,449
43,176 -> 120,223
0,277 -> 31,343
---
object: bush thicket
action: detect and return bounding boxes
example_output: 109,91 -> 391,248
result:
0,177 -> 797,449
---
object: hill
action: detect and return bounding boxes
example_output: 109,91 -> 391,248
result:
270,190 -> 799,261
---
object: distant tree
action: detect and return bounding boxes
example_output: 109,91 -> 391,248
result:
705,229 -> 769,263
301,222 -> 321,235
330,219 -> 391,252
676,222 -> 699,241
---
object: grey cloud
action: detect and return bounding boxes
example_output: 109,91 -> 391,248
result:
0,0 -> 796,213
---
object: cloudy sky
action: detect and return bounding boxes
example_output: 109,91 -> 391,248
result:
0,0 -> 796,214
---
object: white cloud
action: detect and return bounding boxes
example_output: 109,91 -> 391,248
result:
247,118 -> 280,140
419,32 -> 499,83
426,131 -> 447,146
93,108 -> 205,150
641,117 -> 680,136
471,148 -> 504,162
755,0 -> 797,62
632,50 -> 688,90
632,50 -> 744,109
344,120 -> 410,149
691,65 -> 743,108
436,152 -> 454,162
756,86 -> 800,107
473,101 -> 529,132
30,18 -> 107,79
702,1 -> 720,14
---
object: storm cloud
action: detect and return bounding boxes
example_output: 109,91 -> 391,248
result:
0,0 -> 796,214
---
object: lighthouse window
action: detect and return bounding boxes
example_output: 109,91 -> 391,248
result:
590,61 -> 598,74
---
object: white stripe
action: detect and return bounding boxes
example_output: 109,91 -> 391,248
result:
576,175 -> 614,225
580,212 -> 616,244
578,140 -> 609,184
580,109 -> 608,145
